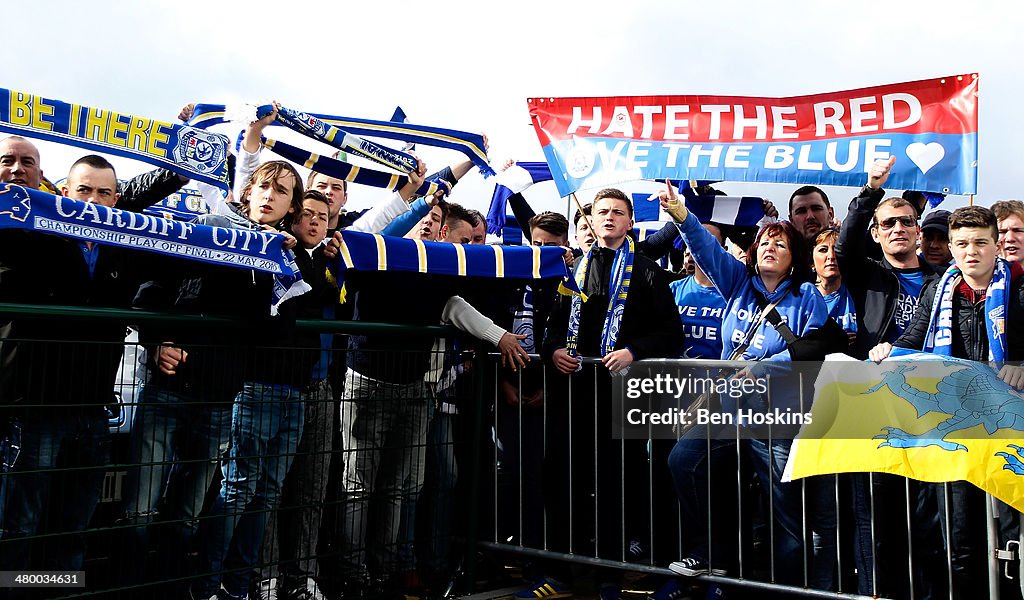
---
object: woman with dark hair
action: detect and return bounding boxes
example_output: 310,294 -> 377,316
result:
660,181 -> 829,587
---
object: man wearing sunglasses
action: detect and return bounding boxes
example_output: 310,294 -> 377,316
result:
836,156 -> 941,360
833,155 -> 944,599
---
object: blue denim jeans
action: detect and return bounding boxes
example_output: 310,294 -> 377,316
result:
192,382 -> 304,599
338,370 -> 430,580
849,472 -> 946,598
117,384 -> 232,591
667,434 -> 737,571
807,475 -> 838,591
0,410 -> 111,594
745,438 -> 803,586
260,379 -> 335,588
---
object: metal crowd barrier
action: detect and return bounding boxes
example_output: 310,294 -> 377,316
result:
2,303 -> 1023,600
0,303 -> 460,599
481,355 -> 1024,600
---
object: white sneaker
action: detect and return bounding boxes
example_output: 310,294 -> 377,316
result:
255,578 -> 278,600
668,557 -> 727,577
287,578 -> 326,600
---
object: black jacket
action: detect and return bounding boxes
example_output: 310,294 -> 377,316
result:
0,233 -> 154,411
345,270 -> 451,384
895,268 -> 1024,362
0,169 -> 186,411
140,214 -> 333,399
544,245 -> 683,362
836,186 -> 941,359
118,168 -> 188,213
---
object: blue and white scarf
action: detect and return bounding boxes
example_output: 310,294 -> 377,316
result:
332,229 -> 576,286
0,87 -> 230,192
266,105 -> 418,173
0,183 -> 308,315
566,237 -> 635,361
923,259 -> 1010,363
188,103 -> 493,176
263,138 -> 448,198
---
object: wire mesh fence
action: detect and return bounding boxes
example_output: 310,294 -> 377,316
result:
1,304 -> 1022,599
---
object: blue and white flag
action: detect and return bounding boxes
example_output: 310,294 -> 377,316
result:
486,162 -> 553,235
0,183 -> 307,315
392,106 -> 415,152
684,195 -> 765,226
631,193 -> 661,222
632,222 -> 671,268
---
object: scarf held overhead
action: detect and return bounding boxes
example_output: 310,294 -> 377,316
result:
188,103 -> 493,176
0,87 -> 230,192
266,104 -> 417,173
263,138 -> 448,198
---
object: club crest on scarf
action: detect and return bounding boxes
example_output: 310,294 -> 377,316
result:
174,127 -> 227,174
295,111 -> 328,137
0,184 -> 32,223
0,88 -> 231,192
0,183 -> 311,315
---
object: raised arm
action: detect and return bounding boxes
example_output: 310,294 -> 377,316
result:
835,157 -> 895,284
234,103 -> 279,200
507,192 -> 537,243
660,180 -> 747,299
117,167 -> 188,213
380,197 -> 429,236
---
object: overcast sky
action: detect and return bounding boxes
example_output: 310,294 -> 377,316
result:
7,0 -> 1021,222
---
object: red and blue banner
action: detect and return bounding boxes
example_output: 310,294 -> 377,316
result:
529,74 -> 978,196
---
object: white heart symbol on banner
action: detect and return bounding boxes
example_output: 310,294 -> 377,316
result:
906,142 -> 945,174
